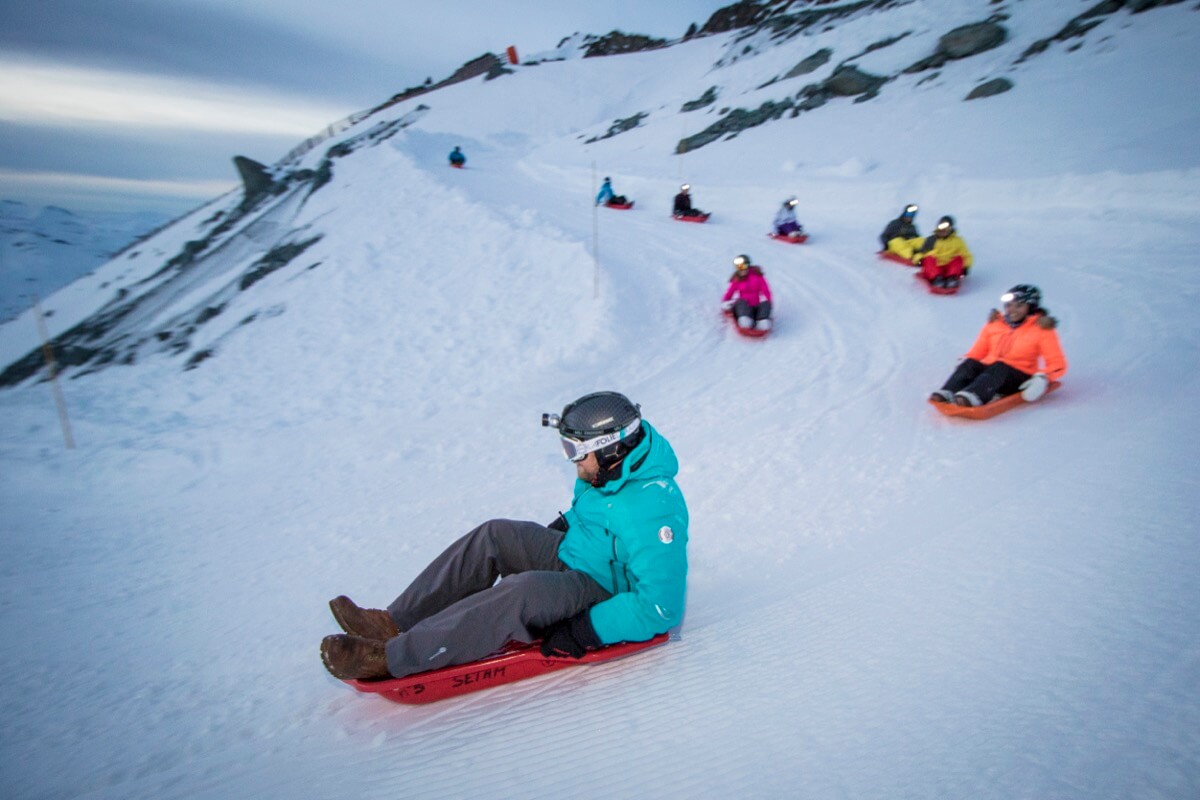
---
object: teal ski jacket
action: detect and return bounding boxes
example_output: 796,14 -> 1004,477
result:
557,421 -> 689,645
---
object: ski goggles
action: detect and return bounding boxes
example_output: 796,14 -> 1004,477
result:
558,418 -> 641,462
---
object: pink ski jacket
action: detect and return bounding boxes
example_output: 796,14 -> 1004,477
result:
722,267 -> 772,307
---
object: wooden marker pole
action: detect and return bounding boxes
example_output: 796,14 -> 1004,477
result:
32,296 -> 75,449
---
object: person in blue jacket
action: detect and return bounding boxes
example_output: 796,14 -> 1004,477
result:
595,176 -> 628,207
448,146 -> 466,167
321,391 -> 689,680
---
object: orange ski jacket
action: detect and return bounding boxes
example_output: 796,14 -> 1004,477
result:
964,311 -> 1067,380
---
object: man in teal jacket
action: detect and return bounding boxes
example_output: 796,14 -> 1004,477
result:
321,391 -> 688,680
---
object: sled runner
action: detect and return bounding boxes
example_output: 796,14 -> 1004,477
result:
723,310 -> 770,338
929,381 -> 1062,420
605,201 -> 635,210
769,232 -> 809,244
916,273 -> 961,295
343,633 -> 670,705
878,251 -> 913,266
673,212 -> 710,223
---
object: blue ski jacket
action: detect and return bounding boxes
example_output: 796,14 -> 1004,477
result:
557,421 -> 689,645
596,180 -> 614,205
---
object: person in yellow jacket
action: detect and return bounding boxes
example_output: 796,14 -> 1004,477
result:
914,215 -> 973,289
929,284 -> 1067,407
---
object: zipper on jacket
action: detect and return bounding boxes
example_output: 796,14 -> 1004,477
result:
608,530 -> 621,592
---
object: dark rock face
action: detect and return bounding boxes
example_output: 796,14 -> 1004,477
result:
965,77 -> 1014,100
906,20 -> 1008,73
784,48 -> 833,79
823,65 -> 887,97
699,1 -> 776,35
681,86 -> 719,112
676,99 -> 794,153
233,156 -> 275,211
583,31 -> 669,58
939,21 -> 1007,58
586,113 -> 649,144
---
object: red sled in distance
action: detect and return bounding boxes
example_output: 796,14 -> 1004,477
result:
343,633 -> 670,705
449,163 -> 465,169
605,200 -> 635,210
878,250 -> 914,266
916,272 -> 961,295
723,309 -> 770,338
768,232 -> 808,244
929,381 -> 1062,420
673,212 -> 710,223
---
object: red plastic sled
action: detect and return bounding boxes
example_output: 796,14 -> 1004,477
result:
605,201 -> 635,210
878,250 -> 914,266
929,381 -> 1062,420
916,273 -> 961,295
724,309 -> 770,338
344,633 -> 670,704
673,213 -> 710,223
769,232 -> 809,244
450,163 -> 465,169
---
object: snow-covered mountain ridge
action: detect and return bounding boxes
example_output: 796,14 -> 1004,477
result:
2,0 -> 1195,385
0,200 -> 167,324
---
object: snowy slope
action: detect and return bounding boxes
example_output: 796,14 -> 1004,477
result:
1,2 -> 1199,798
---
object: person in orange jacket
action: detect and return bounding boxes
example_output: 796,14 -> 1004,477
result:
929,284 -> 1067,407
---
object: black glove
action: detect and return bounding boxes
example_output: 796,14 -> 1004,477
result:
538,611 -> 602,659
546,513 -> 568,532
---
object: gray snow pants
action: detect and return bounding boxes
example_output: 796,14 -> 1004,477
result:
383,518 -> 612,678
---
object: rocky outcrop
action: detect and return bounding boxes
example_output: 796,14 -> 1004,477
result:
965,78 -> 1014,100
583,31 -> 669,58
822,65 -> 888,97
233,156 -> 276,212
681,87 -> 719,112
905,20 -> 1008,72
784,48 -> 833,79
586,113 -> 649,144
676,99 -> 794,153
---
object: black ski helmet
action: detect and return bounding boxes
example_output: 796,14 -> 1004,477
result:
542,391 -> 643,464
936,214 -> 955,232
733,254 -> 752,269
902,203 -> 918,218
1002,284 -> 1041,309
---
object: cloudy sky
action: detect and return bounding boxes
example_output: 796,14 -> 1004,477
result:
0,0 -> 724,215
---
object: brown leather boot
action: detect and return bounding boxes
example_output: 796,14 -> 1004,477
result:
321,634 -> 391,681
328,595 -> 400,641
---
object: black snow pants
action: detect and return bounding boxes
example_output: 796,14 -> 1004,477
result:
941,358 -> 1030,404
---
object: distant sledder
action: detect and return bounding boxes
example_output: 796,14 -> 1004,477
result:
929,284 -> 1067,418
769,196 -> 807,243
878,203 -> 921,264
672,184 -> 709,222
914,215 -> 973,293
721,254 -> 773,336
448,146 -> 466,168
596,177 -> 633,209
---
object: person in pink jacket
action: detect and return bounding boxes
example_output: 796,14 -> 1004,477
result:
721,254 -> 773,331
